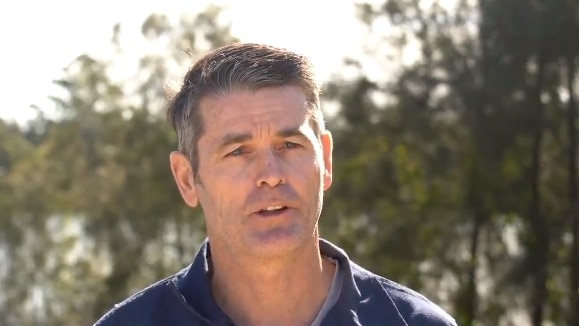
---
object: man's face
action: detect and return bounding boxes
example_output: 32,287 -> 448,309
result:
170,86 -> 333,259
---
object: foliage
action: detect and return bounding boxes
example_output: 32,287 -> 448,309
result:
1,1 -> 578,325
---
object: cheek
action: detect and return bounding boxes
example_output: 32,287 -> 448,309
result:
199,171 -> 246,212
304,148 -> 325,176
287,152 -> 324,186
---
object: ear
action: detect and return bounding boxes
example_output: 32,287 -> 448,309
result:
169,151 -> 199,207
320,131 -> 333,191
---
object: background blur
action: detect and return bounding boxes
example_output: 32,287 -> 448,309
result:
1,0 -> 578,325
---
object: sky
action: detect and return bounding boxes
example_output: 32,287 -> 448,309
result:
0,0 -> 367,125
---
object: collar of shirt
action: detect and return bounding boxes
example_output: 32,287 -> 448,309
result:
171,238 -> 364,325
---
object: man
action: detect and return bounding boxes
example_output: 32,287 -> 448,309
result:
94,43 -> 457,326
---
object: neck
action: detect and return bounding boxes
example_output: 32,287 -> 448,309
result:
210,239 -> 335,326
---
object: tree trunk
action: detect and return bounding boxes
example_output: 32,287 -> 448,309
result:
566,52 -> 579,326
465,209 -> 482,326
92,218 -> 144,321
458,153 -> 484,326
529,51 -> 548,326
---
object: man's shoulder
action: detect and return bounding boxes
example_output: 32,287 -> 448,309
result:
350,262 -> 458,326
93,276 -> 178,326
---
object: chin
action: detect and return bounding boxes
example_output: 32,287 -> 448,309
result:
246,227 -> 307,258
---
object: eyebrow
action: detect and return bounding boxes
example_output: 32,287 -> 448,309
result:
217,126 -> 308,150
218,133 -> 253,150
275,126 -> 308,139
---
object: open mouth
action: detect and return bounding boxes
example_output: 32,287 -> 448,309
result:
257,205 -> 289,216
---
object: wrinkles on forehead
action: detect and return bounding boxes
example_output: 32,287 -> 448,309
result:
195,87 -> 317,154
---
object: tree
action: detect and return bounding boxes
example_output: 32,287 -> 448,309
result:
0,6 -> 238,325
324,0 -> 579,325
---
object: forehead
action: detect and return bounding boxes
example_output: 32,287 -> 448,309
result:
198,86 -> 311,136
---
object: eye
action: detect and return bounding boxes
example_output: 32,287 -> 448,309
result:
227,147 -> 245,157
284,141 -> 300,149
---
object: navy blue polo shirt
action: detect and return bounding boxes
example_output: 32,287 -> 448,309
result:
94,239 -> 457,326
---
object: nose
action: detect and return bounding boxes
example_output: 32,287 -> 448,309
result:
255,150 -> 286,188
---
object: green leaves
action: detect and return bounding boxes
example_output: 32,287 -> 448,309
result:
323,0 -> 579,325
1,1 -> 578,325
0,6 -> 233,325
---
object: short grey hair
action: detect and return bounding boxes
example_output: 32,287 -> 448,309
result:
166,43 -> 325,177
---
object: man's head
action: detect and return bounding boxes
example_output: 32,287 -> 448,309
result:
167,43 -> 333,259
167,43 -> 325,178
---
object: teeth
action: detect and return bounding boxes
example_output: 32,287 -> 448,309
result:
264,205 -> 283,211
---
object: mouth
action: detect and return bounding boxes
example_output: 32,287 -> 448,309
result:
256,205 -> 289,217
